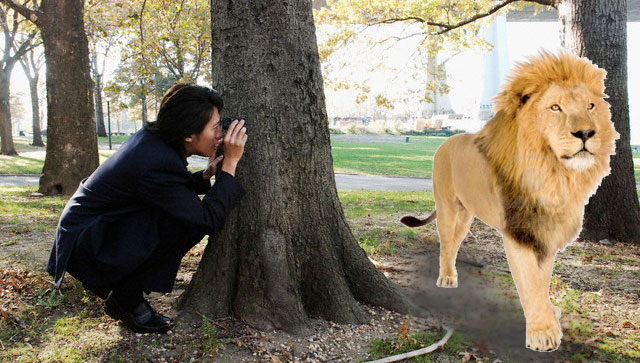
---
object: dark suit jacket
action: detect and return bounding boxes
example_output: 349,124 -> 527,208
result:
47,128 -> 245,291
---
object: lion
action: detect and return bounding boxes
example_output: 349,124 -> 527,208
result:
401,51 -> 619,352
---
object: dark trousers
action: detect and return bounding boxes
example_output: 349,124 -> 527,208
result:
68,212 -> 205,298
117,216 -> 204,293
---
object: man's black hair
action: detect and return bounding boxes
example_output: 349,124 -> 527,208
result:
145,83 -> 224,155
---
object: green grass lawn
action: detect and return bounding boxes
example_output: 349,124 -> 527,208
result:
97,134 -> 131,144
634,151 -> 640,181
331,135 -> 445,177
339,190 -> 434,218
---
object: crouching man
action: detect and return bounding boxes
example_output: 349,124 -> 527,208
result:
47,83 -> 247,333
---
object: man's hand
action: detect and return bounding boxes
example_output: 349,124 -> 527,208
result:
221,120 -> 247,176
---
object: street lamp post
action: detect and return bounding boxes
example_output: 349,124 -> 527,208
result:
107,98 -> 112,150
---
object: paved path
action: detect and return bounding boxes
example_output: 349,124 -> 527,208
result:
0,175 -> 40,187
335,174 -> 431,191
0,173 -> 432,191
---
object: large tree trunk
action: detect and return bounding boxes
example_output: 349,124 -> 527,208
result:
38,0 -> 98,195
0,69 -> 17,155
179,0 -> 407,332
92,53 -> 107,137
559,0 -> 640,243
28,76 -> 44,147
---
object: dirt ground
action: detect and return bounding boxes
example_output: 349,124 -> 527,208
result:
1,199 -> 639,361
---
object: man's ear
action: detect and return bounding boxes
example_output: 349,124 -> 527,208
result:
184,136 -> 193,143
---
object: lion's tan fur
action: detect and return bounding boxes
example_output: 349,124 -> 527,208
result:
406,52 -> 619,352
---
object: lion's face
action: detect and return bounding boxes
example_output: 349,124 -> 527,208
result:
527,83 -> 618,171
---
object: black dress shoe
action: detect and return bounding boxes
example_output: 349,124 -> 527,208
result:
105,292 -> 174,333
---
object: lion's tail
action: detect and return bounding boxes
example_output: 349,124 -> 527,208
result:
400,210 -> 437,228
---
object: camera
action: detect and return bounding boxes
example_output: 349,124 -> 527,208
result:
215,117 -> 247,174
220,117 -> 247,134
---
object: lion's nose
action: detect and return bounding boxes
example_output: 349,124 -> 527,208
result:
571,129 -> 596,143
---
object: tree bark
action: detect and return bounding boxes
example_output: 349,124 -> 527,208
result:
179,0 -> 408,332
0,68 -> 16,155
37,0 -> 98,195
92,53 -> 107,137
559,0 -> 640,243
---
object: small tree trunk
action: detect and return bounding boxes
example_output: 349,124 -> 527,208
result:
92,53 -> 106,137
28,76 -> 44,147
179,0 -> 407,333
93,75 -> 106,137
140,82 -> 148,126
38,0 -> 98,195
0,70 -> 17,155
559,0 -> 640,243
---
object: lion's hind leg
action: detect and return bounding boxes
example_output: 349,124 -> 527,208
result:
436,201 -> 473,288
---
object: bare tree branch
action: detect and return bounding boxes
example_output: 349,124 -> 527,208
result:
368,0 -> 557,35
11,30 -> 35,58
376,32 -> 427,45
18,43 -> 43,80
1,1 -> 36,70
138,0 -> 148,86
0,0 -> 39,25
191,36 -> 205,81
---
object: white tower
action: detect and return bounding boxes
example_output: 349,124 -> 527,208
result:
477,14 -> 509,121
421,51 -> 454,117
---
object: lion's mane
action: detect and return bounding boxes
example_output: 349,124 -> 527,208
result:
474,51 -> 617,260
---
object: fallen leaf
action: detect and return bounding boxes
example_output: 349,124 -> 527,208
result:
585,336 -> 600,345
473,339 -> 489,355
459,352 -> 481,362
622,321 -> 635,329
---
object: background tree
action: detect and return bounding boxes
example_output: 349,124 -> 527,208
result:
108,0 -> 211,125
17,44 -> 44,147
0,2 -> 36,155
317,0 -> 639,244
179,0 -> 408,332
85,0 -> 127,138
2,0 -> 99,195
559,0 -> 640,243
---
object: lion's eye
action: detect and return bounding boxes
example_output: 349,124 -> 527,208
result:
588,103 -> 595,110
550,104 -> 561,112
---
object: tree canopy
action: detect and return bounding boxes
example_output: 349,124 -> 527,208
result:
105,0 -> 211,123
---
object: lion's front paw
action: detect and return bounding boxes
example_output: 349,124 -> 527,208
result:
526,324 -> 562,352
436,274 -> 458,288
